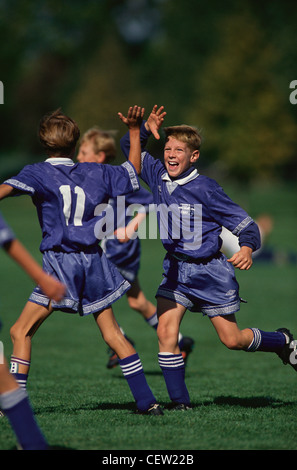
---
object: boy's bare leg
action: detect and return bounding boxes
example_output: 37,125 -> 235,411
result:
93,306 -> 161,413
210,312 -> 296,371
210,313 -> 253,350
127,283 -> 194,364
10,301 -> 53,375
156,297 -> 186,354
0,361 -> 19,394
93,307 -> 136,359
126,278 -> 156,320
0,360 -> 48,449
106,281 -> 156,369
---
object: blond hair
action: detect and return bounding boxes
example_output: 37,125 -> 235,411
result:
39,108 -> 80,157
163,125 -> 202,152
80,127 -> 117,163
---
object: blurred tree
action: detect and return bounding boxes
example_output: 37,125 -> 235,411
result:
0,0 -> 112,156
0,0 -> 296,183
186,11 -> 297,182
67,31 -> 151,155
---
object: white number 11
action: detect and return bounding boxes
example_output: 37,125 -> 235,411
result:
59,185 -> 86,226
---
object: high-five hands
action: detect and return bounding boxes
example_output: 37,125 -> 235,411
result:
118,104 -> 166,139
145,105 -> 166,139
118,105 -> 145,129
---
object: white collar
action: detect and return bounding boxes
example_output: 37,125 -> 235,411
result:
161,168 -> 199,186
45,157 -> 75,166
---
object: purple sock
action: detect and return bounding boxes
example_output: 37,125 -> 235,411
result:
119,353 -> 156,411
0,388 -> 48,450
158,353 -> 191,405
246,328 -> 286,352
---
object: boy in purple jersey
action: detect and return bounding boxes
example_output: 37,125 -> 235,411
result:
0,107 -> 163,415
119,105 -> 297,410
0,211 -> 65,449
77,128 -> 195,369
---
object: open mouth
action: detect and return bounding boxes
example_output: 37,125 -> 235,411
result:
168,161 -> 179,168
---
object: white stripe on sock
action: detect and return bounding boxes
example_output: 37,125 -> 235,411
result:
158,353 -> 184,368
120,359 -> 143,376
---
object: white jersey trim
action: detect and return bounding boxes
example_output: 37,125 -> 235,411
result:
122,161 -> 139,192
4,178 -> 35,194
45,157 -> 75,166
161,168 -> 199,186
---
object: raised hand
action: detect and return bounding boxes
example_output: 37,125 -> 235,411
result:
118,105 -> 144,174
145,105 -> 166,139
118,105 -> 145,129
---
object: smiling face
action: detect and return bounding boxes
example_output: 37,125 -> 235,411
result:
164,136 -> 199,178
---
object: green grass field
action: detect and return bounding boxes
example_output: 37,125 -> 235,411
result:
0,183 -> 296,451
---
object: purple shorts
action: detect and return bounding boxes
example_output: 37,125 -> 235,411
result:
156,252 -> 241,317
29,248 -> 130,316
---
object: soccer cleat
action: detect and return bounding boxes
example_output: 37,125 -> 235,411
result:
167,402 -> 192,411
106,335 -> 135,369
106,349 -> 119,369
180,336 -> 195,365
135,403 -> 164,415
275,328 -> 297,371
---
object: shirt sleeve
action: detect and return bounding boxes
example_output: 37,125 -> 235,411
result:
4,165 -> 40,195
208,186 -> 261,252
238,221 -> 261,251
104,161 -> 140,197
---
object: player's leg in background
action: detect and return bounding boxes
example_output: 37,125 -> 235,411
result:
9,301 -> 53,389
126,277 -> 157,321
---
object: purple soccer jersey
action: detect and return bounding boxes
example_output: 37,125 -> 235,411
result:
5,158 -> 139,253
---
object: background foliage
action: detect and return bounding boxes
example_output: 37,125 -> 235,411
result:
1,0 -> 297,183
